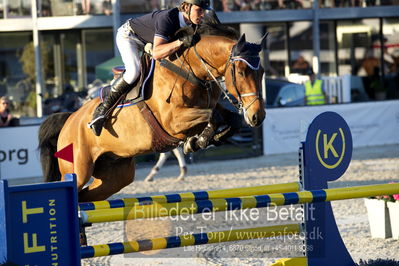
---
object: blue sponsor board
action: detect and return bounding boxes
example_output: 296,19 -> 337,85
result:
303,112 -> 354,266
304,111 -> 353,189
0,174 -> 80,265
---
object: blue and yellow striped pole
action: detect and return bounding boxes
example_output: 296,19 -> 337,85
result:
78,182 -> 301,211
80,224 -> 301,258
80,182 -> 399,224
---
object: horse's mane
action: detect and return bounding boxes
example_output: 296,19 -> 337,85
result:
169,23 -> 239,61
197,23 -> 239,40
174,23 -> 239,41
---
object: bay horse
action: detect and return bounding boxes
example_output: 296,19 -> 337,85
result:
39,23 -> 266,202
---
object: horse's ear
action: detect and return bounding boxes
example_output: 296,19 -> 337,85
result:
259,32 -> 269,49
237,34 -> 246,49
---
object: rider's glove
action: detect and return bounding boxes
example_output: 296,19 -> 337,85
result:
179,34 -> 200,48
179,35 -> 194,48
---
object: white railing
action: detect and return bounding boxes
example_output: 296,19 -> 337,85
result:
287,73 -> 352,104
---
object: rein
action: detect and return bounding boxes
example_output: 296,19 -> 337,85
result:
193,45 -> 259,114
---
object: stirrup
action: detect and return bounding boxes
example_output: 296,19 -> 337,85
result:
88,115 -> 106,136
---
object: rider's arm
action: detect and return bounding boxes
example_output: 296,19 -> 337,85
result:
152,36 -> 183,60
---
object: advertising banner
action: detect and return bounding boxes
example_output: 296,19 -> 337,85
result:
0,125 -> 42,179
263,100 -> 399,155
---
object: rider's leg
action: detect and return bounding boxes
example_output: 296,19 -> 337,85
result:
88,77 -> 132,136
172,147 -> 187,180
88,22 -> 142,136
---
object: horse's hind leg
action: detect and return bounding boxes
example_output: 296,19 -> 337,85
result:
78,157 -> 135,202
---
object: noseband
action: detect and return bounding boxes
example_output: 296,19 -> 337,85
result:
193,45 -> 260,114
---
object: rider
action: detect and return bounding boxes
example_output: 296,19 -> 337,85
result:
88,0 -> 211,136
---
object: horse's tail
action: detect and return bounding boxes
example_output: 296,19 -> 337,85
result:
38,112 -> 72,182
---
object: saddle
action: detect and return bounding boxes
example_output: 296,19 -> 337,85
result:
100,52 -> 155,105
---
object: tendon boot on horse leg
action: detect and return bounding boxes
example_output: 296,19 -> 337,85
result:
196,122 -> 219,149
88,77 -> 132,136
183,122 -> 221,153
183,109 -> 224,154
196,109 -> 224,149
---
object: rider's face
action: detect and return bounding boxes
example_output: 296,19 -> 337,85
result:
188,5 -> 205,25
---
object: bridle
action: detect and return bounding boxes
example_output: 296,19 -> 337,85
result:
163,36 -> 262,113
192,44 -> 261,114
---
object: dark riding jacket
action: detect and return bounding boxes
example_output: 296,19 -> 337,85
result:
128,8 -> 182,44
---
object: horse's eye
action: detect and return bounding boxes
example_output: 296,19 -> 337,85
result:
237,71 -> 245,77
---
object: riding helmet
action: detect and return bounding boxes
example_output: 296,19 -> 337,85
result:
182,0 -> 211,10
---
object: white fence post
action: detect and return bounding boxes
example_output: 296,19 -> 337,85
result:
341,74 -> 352,103
322,75 -> 352,104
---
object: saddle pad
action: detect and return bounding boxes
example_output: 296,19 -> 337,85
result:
100,55 -> 155,107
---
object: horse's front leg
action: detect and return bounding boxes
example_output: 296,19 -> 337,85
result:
183,104 -> 242,153
211,104 -> 243,145
183,109 -> 221,153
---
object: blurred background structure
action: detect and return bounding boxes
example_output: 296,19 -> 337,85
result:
0,0 -> 398,162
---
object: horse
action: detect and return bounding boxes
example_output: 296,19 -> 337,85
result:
38,23 -> 267,202
144,147 -> 187,182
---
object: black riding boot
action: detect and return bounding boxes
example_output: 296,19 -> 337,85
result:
88,77 -> 132,136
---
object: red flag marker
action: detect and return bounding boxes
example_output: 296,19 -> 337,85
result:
54,143 -> 74,163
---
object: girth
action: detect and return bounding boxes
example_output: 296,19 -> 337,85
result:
136,101 -> 181,153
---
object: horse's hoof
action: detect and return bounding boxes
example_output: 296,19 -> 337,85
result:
144,170 -> 157,182
145,176 -> 154,182
183,137 -> 199,154
80,231 -> 88,246
176,167 -> 187,181
144,173 -> 155,182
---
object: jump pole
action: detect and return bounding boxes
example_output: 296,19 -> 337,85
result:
80,182 -> 399,224
79,182 -> 301,211
81,224 -> 301,258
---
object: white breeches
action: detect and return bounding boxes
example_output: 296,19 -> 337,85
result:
116,23 -> 144,84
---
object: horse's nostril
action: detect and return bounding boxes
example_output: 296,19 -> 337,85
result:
252,114 -> 258,125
